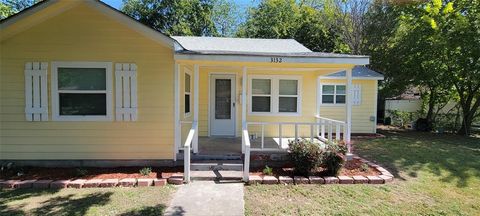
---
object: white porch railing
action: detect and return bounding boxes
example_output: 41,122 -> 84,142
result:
315,115 -> 347,143
182,121 -> 197,183
242,129 -> 250,182
246,121 -> 323,152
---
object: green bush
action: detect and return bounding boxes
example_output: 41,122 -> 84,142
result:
262,165 -> 273,176
139,167 -> 152,176
321,142 -> 346,176
288,139 -> 323,176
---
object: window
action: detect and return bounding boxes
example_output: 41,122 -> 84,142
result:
322,84 -> 346,104
184,72 -> 191,116
52,62 -> 113,121
249,76 -> 301,115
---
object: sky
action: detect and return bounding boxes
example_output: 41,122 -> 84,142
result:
101,0 -> 256,10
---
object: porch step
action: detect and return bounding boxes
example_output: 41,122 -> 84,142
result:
191,162 -> 243,171
190,170 -> 243,181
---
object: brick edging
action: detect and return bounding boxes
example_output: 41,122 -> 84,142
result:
0,176 -> 175,189
247,155 -> 394,185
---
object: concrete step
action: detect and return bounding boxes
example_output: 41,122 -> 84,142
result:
191,154 -> 242,161
191,162 -> 243,171
190,170 -> 243,181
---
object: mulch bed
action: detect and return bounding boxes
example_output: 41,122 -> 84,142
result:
250,158 -> 380,178
0,166 -> 183,180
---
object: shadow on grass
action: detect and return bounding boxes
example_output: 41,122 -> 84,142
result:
118,204 -> 168,216
0,189 -> 113,216
355,130 -> 480,187
0,188 -> 60,216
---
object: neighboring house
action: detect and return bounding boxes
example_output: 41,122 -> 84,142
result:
0,0 -> 384,169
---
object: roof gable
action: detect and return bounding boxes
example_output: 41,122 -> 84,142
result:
0,0 -> 175,48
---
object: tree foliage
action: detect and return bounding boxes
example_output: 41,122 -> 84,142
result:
121,0 -> 216,36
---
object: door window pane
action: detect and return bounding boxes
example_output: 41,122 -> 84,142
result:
279,80 -> 297,95
185,94 -> 190,113
58,68 -> 106,90
252,96 -> 270,112
215,79 -> 231,119
59,93 -> 106,115
185,73 -> 191,93
279,97 -> 297,112
252,79 -> 271,94
322,95 -> 334,104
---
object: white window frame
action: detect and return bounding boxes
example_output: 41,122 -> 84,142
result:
248,75 -> 302,116
320,83 -> 346,106
184,69 -> 192,118
51,61 -> 113,121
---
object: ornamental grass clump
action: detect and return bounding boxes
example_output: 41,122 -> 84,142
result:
288,139 -> 323,176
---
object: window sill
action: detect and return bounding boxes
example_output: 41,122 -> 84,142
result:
248,112 -> 302,117
52,115 -> 113,121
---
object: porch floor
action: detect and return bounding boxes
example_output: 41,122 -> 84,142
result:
198,136 -> 314,155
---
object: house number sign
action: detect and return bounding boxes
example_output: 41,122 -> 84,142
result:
270,57 -> 283,63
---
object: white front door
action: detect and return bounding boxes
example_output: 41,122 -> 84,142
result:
210,74 -> 236,136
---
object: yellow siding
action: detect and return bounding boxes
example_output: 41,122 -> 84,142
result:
319,79 -> 377,133
0,2 -> 175,159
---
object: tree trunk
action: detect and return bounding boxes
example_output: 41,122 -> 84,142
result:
457,96 -> 480,136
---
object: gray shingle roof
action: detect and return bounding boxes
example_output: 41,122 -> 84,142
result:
173,36 -> 312,53
324,66 -> 384,79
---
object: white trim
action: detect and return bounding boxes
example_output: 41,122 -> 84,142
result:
51,61 -> 113,121
184,68 -> 192,118
248,75 -> 302,116
174,54 -> 369,65
174,63 -> 181,156
241,67 -> 247,152
346,69 -> 353,148
373,81 -> 378,134
319,83 -> 346,106
319,76 -> 384,80
209,73 -> 237,137
193,65 -> 199,153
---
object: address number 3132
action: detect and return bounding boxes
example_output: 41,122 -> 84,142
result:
270,57 -> 283,63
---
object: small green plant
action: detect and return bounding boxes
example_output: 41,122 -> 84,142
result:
75,168 -> 89,177
262,165 -> 273,176
139,167 -> 152,176
360,163 -> 369,172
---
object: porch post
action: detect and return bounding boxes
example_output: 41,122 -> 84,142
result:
193,64 -> 199,153
241,66 -> 247,153
346,68 -> 353,160
174,63 -> 180,159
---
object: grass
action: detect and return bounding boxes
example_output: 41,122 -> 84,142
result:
245,130 -> 480,215
0,186 -> 176,216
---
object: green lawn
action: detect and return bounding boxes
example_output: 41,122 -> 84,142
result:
245,131 -> 480,215
0,186 -> 176,216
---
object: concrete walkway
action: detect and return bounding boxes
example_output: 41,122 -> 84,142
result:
164,181 -> 244,216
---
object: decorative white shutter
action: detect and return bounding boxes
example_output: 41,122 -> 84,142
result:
352,84 -> 362,105
25,62 -> 48,121
115,63 -> 138,121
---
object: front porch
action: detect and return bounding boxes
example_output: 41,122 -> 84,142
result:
174,60 -> 360,183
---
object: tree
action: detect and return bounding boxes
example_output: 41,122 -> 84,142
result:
237,0 -> 336,52
121,0 -> 217,36
0,0 -> 40,20
211,0 -> 241,37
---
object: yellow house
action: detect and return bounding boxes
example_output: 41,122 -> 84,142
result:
0,0 -> 383,176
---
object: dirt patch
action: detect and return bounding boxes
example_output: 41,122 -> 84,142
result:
0,166 -> 183,180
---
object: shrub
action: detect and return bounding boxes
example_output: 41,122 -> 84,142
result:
288,139 -> 323,176
75,168 -> 89,177
139,167 -> 152,176
360,163 -> 369,172
262,165 -> 273,176
321,142 -> 346,176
